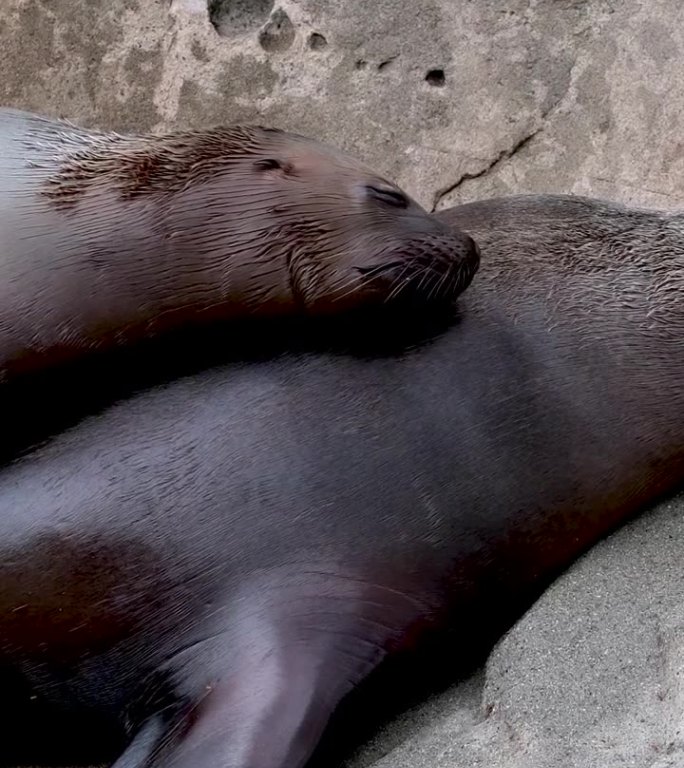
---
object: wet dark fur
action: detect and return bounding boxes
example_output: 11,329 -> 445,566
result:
1,194 -> 682,767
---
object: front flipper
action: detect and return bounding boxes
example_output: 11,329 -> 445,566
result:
111,716 -> 167,768
113,567 -> 433,768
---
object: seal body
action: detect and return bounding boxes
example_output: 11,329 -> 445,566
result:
0,195 -> 682,767
0,109 -> 478,380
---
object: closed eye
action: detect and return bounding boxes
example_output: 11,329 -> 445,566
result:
366,185 -> 409,209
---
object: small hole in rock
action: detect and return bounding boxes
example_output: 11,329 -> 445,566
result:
308,32 -> 327,50
377,57 -> 396,72
208,0 -> 275,38
426,68 -> 446,87
355,59 -> 367,70
258,8 -> 295,53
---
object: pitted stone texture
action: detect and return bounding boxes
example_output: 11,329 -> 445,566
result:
0,0 -> 641,209
1,0 -> 682,210
0,0 -> 168,132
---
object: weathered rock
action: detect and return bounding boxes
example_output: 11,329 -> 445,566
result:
5,0 -> 676,211
1,1 -> 683,766
347,493 -> 684,768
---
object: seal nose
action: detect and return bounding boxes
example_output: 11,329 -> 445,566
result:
428,213 -> 479,257
453,233 -> 480,266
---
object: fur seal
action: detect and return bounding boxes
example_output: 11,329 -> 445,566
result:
1,194 -> 682,768
0,108 -> 478,381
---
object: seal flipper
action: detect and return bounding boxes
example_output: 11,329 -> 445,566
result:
111,716 -> 167,768
114,569 -> 431,768
159,648 -> 345,768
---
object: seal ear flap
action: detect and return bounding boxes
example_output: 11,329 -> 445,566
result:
254,158 -> 282,171
253,158 -> 295,175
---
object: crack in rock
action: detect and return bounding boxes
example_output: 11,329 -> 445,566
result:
429,8 -> 624,215
430,126 -> 541,212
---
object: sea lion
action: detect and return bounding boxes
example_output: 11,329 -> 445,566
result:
1,194 -> 682,768
0,108 -> 478,381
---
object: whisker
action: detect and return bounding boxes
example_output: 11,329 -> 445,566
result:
385,265 -> 415,303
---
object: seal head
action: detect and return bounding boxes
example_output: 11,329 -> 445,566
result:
216,129 -> 481,313
39,122 -> 480,316
0,110 -> 479,381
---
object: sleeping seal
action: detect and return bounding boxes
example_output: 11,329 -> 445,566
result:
0,108 -> 478,381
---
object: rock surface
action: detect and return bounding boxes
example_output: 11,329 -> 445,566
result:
0,1 -> 683,766
346,493 -> 684,768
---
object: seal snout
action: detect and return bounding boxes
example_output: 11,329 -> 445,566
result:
354,224 -> 480,308
397,227 -> 481,306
